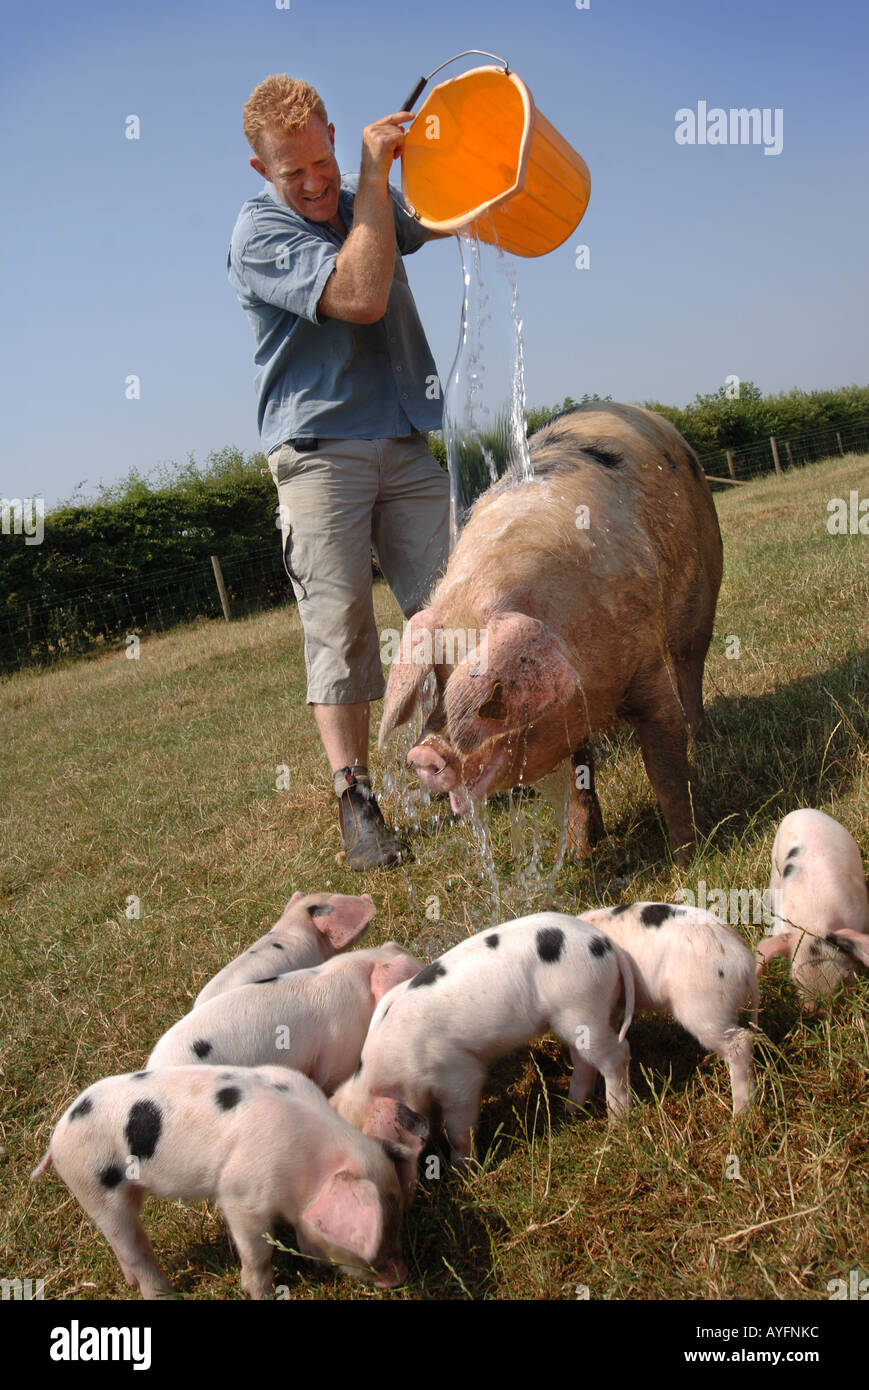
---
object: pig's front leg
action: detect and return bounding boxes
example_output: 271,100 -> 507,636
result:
628,670 -> 696,865
567,746 -> 606,857
220,1199 -> 274,1299
440,1071 -> 486,1168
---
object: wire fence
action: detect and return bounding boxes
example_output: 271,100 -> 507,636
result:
697,415 -> 869,485
0,543 -> 289,676
2,417 -> 867,676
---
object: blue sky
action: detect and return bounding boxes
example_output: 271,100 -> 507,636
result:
1,0 -> 866,509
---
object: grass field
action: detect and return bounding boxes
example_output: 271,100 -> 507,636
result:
2,452 -> 868,1301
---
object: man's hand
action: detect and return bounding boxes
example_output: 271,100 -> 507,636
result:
360,111 -> 415,182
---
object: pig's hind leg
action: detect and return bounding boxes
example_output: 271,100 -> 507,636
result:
674,999 -> 755,1116
555,1011 -> 631,1121
75,1179 -> 172,1299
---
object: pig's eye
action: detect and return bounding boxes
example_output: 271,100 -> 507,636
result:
477,681 -> 508,721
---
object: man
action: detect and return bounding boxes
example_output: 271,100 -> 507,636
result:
228,75 -> 450,869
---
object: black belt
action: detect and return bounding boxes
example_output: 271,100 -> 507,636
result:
288,430 -> 426,451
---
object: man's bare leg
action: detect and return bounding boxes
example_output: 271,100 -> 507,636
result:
313,702 -> 402,869
313,702 -> 370,771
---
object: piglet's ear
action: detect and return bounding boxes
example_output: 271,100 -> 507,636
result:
755,932 -> 795,977
301,1172 -> 382,1265
829,929 -> 869,969
311,894 -> 376,950
379,608 -> 438,748
445,613 -> 580,755
370,950 -> 420,1003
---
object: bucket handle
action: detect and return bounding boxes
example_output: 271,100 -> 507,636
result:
400,50 -> 510,113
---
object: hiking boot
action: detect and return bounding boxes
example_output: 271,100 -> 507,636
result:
336,773 -> 403,870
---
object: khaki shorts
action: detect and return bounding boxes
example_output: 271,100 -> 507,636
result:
268,434 -> 450,704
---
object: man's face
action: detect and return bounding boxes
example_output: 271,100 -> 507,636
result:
251,117 -> 342,224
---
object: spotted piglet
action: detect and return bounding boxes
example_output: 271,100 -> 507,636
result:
333,913 -> 635,1189
757,808 -> 869,1006
194,892 -> 376,1008
32,1065 -> 407,1298
578,903 -> 758,1114
148,944 -> 421,1094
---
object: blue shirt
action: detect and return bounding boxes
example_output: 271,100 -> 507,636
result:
227,174 -> 444,453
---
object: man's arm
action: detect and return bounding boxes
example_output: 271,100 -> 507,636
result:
318,111 -> 415,324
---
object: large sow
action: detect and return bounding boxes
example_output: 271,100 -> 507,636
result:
381,403 -> 723,862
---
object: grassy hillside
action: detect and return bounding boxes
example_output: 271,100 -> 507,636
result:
2,452 -> 867,1301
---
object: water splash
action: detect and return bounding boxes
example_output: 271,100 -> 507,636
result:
443,224 -> 533,545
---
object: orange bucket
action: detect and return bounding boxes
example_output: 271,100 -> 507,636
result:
400,56 -> 590,258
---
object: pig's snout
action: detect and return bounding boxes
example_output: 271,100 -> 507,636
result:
407,739 -> 458,791
373,1257 -> 408,1289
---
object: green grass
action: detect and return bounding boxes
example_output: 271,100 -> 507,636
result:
2,452 -> 867,1300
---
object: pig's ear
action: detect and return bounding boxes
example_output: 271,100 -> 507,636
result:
829,929 -> 869,969
755,932 -> 795,976
379,608 -> 438,747
310,894 -> 376,950
301,1172 -> 382,1264
445,613 -> 580,754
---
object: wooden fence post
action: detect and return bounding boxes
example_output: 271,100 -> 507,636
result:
785,442 -> 794,468
770,436 -> 782,475
210,555 -> 232,622
836,432 -> 845,456
726,450 -> 736,480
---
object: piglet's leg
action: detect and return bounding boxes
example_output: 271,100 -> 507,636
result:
81,1183 -> 172,1300
441,1073 -> 486,1167
220,1200 -> 274,1300
565,1051 -> 598,1113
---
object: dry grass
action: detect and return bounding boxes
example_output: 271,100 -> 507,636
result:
1,452 -> 867,1300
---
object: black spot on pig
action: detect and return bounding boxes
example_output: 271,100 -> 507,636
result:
218,1073 -> 235,1081
254,976 -> 279,984
192,1039 -> 212,1059
717,968 -> 725,979
610,904 -> 631,916
132,1072 -> 150,1080
785,845 -> 801,862
409,960 -> 447,989
99,1163 -> 125,1189
247,947 -> 260,954
271,1082 -> 290,1092
581,444 -> 623,469
70,1097 -> 93,1121
809,943 -> 822,960
485,934 -> 500,949
271,943 -> 285,950
588,936 -> 611,958
640,904 -> 674,928
310,905 -> 334,918
124,1100 -> 162,1160
215,1086 -> 242,1111
782,862 -> 799,879
537,927 -> 565,963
